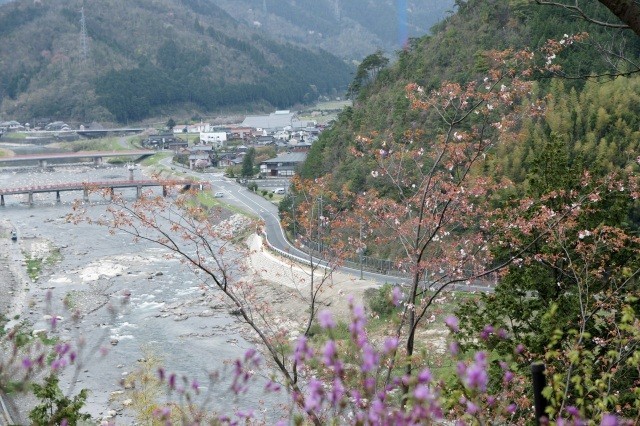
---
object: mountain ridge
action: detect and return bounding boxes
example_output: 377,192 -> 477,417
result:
0,0 -> 453,124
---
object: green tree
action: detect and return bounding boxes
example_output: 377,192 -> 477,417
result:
166,118 -> 176,131
241,147 -> 256,178
29,375 -> 91,426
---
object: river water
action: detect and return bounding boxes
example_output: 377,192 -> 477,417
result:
0,165 -> 286,423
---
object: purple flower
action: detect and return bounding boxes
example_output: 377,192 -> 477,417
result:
466,401 -> 478,415
361,343 -> 378,372
265,381 -> 281,393
601,414 -> 619,426
330,379 -> 344,405
480,325 -> 494,340
465,364 -> 488,391
368,398 -> 384,422
318,309 -> 336,329
352,304 -> 365,320
449,341 -> 460,356
506,404 -> 517,414
515,343 -> 525,354
157,368 -> 165,381
566,406 -> 580,417
462,352 -> 488,391
392,286 -> 403,306
191,379 -> 200,393
383,337 -> 399,353
305,378 -> 324,411
414,384 -> 430,401
418,368 -> 432,384
323,340 -> 337,366
22,357 -> 33,370
444,316 -> 459,332
236,409 -> 254,419
503,370 -> 514,383
293,336 -> 314,363
168,373 -> 176,390
51,359 -> 67,371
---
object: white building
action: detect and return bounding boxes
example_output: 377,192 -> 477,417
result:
199,131 -> 228,147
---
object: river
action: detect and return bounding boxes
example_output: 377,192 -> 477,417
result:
0,164 -> 286,423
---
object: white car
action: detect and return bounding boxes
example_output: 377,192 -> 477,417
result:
213,191 -> 224,198
272,188 -> 285,195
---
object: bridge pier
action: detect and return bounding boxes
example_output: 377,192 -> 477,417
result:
94,157 -> 103,166
109,187 -> 114,200
28,192 -> 34,206
56,191 -> 61,203
83,188 -> 89,202
136,186 -> 142,199
1,195 -> 4,207
162,186 -> 167,197
39,159 -> 47,168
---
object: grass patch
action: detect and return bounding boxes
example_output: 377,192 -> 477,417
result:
44,248 -> 62,265
59,136 -> 136,152
0,132 -> 28,140
23,246 -> 63,281
63,291 -> 78,310
140,152 -> 171,167
24,255 -> 43,281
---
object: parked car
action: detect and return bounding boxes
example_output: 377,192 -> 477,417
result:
272,188 -> 285,195
11,230 -> 17,241
213,191 -> 224,198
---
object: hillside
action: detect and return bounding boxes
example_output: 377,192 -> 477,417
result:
213,0 -> 455,60
300,0 -> 640,190
0,0 -> 354,124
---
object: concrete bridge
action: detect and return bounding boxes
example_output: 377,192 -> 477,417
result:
0,150 -> 155,168
0,179 -> 209,206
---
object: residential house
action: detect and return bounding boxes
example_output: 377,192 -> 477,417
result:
199,131 -> 227,148
260,152 -> 307,177
144,133 -> 183,150
0,121 -> 25,132
44,121 -> 70,131
187,144 -> 216,169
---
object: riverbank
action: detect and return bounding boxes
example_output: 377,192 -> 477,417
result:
0,219 -> 31,324
0,189 -> 377,424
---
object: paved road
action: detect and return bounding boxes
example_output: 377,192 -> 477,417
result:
159,158 -> 493,291
159,158 -> 407,285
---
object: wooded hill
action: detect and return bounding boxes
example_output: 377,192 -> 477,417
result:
0,0 -> 355,124
213,0 -> 455,61
300,0 -> 640,200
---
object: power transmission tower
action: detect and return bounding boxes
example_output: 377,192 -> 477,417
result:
79,6 -> 89,66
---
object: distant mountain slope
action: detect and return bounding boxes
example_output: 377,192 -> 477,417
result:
300,0 -> 640,187
0,0 -> 354,123
213,0 -> 455,60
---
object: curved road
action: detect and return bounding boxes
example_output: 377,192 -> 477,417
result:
159,158 -> 493,292
160,158 -> 408,285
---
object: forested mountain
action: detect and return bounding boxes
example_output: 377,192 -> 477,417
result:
213,0 -> 455,60
0,0 -> 354,124
286,4 -> 640,417
301,0 -> 640,192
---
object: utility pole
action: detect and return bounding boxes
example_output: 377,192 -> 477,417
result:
359,218 -> 364,279
317,196 -> 323,255
318,196 -> 323,256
